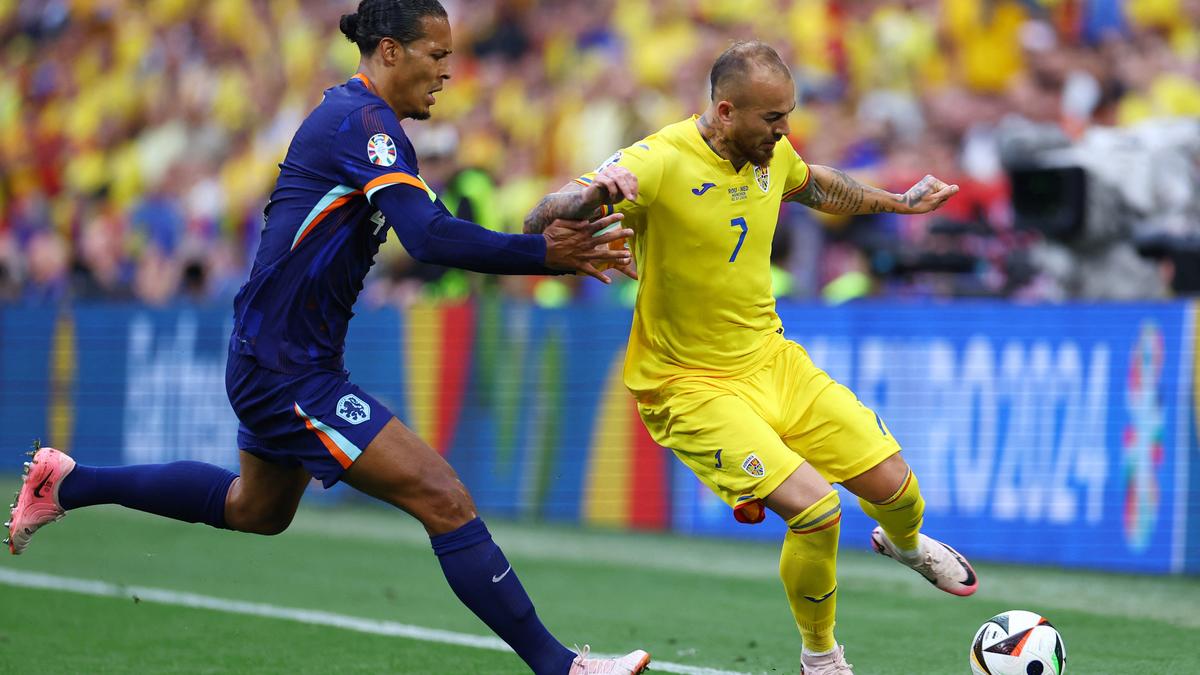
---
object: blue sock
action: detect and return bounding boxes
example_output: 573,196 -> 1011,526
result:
58,462 -> 237,529
431,518 -> 574,675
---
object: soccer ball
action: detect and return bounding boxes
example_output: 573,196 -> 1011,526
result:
969,610 -> 1066,675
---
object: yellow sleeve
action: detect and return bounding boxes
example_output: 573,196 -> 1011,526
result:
574,140 -> 665,217
780,144 -> 812,202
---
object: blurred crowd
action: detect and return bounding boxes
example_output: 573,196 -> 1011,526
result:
1,0 -> 1198,307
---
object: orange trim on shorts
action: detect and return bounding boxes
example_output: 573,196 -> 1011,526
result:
295,405 -> 354,469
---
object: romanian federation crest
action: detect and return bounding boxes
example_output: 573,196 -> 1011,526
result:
336,394 -> 371,425
741,453 -> 766,478
367,133 -> 397,167
754,164 -> 770,193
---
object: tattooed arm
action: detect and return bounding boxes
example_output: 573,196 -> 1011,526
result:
523,165 -> 638,234
523,182 -> 593,234
787,165 -> 959,215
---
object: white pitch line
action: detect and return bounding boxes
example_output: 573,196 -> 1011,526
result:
0,567 -> 748,675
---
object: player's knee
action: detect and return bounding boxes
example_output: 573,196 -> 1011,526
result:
225,498 -> 296,536
848,453 -> 911,504
406,477 -> 476,533
764,462 -> 835,522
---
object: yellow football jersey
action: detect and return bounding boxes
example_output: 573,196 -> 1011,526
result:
577,116 -> 811,398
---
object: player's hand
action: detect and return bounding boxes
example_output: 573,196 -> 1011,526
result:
583,165 -> 638,210
543,212 -> 633,284
608,255 -> 638,282
591,236 -> 639,281
899,174 -> 959,214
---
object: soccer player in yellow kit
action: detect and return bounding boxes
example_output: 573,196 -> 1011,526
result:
525,42 -> 979,674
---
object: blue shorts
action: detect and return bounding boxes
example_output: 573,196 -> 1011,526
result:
225,353 -> 392,488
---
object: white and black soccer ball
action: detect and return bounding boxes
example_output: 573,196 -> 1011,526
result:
969,610 -> 1066,675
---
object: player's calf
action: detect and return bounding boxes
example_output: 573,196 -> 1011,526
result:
223,491 -> 294,535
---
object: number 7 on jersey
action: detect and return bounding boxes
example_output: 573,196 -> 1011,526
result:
728,217 -> 748,262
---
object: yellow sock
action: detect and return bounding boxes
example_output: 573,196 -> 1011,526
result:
780,490 -> 841,653
858,469 -> 924,553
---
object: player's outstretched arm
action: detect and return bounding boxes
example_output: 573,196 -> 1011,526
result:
375,184 -> 633,283
523,165 -> 638,235
788,164 -> 959,216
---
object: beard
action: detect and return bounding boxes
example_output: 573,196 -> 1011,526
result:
732,132 -> 778,166
742,143 -> 775,167
410,109 -> 432,121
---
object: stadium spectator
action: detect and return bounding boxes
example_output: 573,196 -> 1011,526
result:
0,0 -> 1197,304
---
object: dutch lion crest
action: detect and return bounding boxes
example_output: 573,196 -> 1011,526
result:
336,394 -> 371,425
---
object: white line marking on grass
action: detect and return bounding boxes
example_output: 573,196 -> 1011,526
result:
285,508 -> 1200,627
0,567 -> 747,675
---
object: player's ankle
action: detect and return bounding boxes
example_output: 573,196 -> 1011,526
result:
803,645 -> 837,657
896,544 -> 922,564
882,529 -> 922,563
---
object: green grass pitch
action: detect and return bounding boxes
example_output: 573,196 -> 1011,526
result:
1,483 -> 1197,674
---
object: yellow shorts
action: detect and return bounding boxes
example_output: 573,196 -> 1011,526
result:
637,340 -> 900,508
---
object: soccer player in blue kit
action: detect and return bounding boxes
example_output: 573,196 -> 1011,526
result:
5,1 -> 650,673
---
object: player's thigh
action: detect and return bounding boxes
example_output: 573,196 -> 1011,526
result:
762,460 -> 835,522
230,354 -> 394,491
224,450 -> 311,535
341,417 -> 477,535
640,383 -> 802,509
779,346 -> 901,485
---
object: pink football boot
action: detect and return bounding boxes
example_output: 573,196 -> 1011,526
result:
6,446 -> 76,555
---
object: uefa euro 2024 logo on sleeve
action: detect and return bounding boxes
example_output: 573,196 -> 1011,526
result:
1121,322 -> 1164,552
337,394 -> 371,425
367,133 -> 397,167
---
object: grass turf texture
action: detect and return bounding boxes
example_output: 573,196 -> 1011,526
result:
1,482 -> 1198,674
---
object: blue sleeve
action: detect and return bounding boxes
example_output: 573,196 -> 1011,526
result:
374,185 -> 563,276
332,104 -> 426,201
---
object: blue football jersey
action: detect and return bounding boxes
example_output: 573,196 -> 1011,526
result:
231,74 -> 434,373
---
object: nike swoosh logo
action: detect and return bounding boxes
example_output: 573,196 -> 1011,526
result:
691,183 -> 717,196
32,475 -> 52,499
491,566 -> 512,583
803,586 -> 837,603
943,544 -> 978,586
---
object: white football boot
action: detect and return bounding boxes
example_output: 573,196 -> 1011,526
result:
870,526 -> 979,596
800,644 -> 854,674
568,645 -> 651,674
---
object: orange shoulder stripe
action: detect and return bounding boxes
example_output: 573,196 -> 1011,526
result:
365,172 -> 425,195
